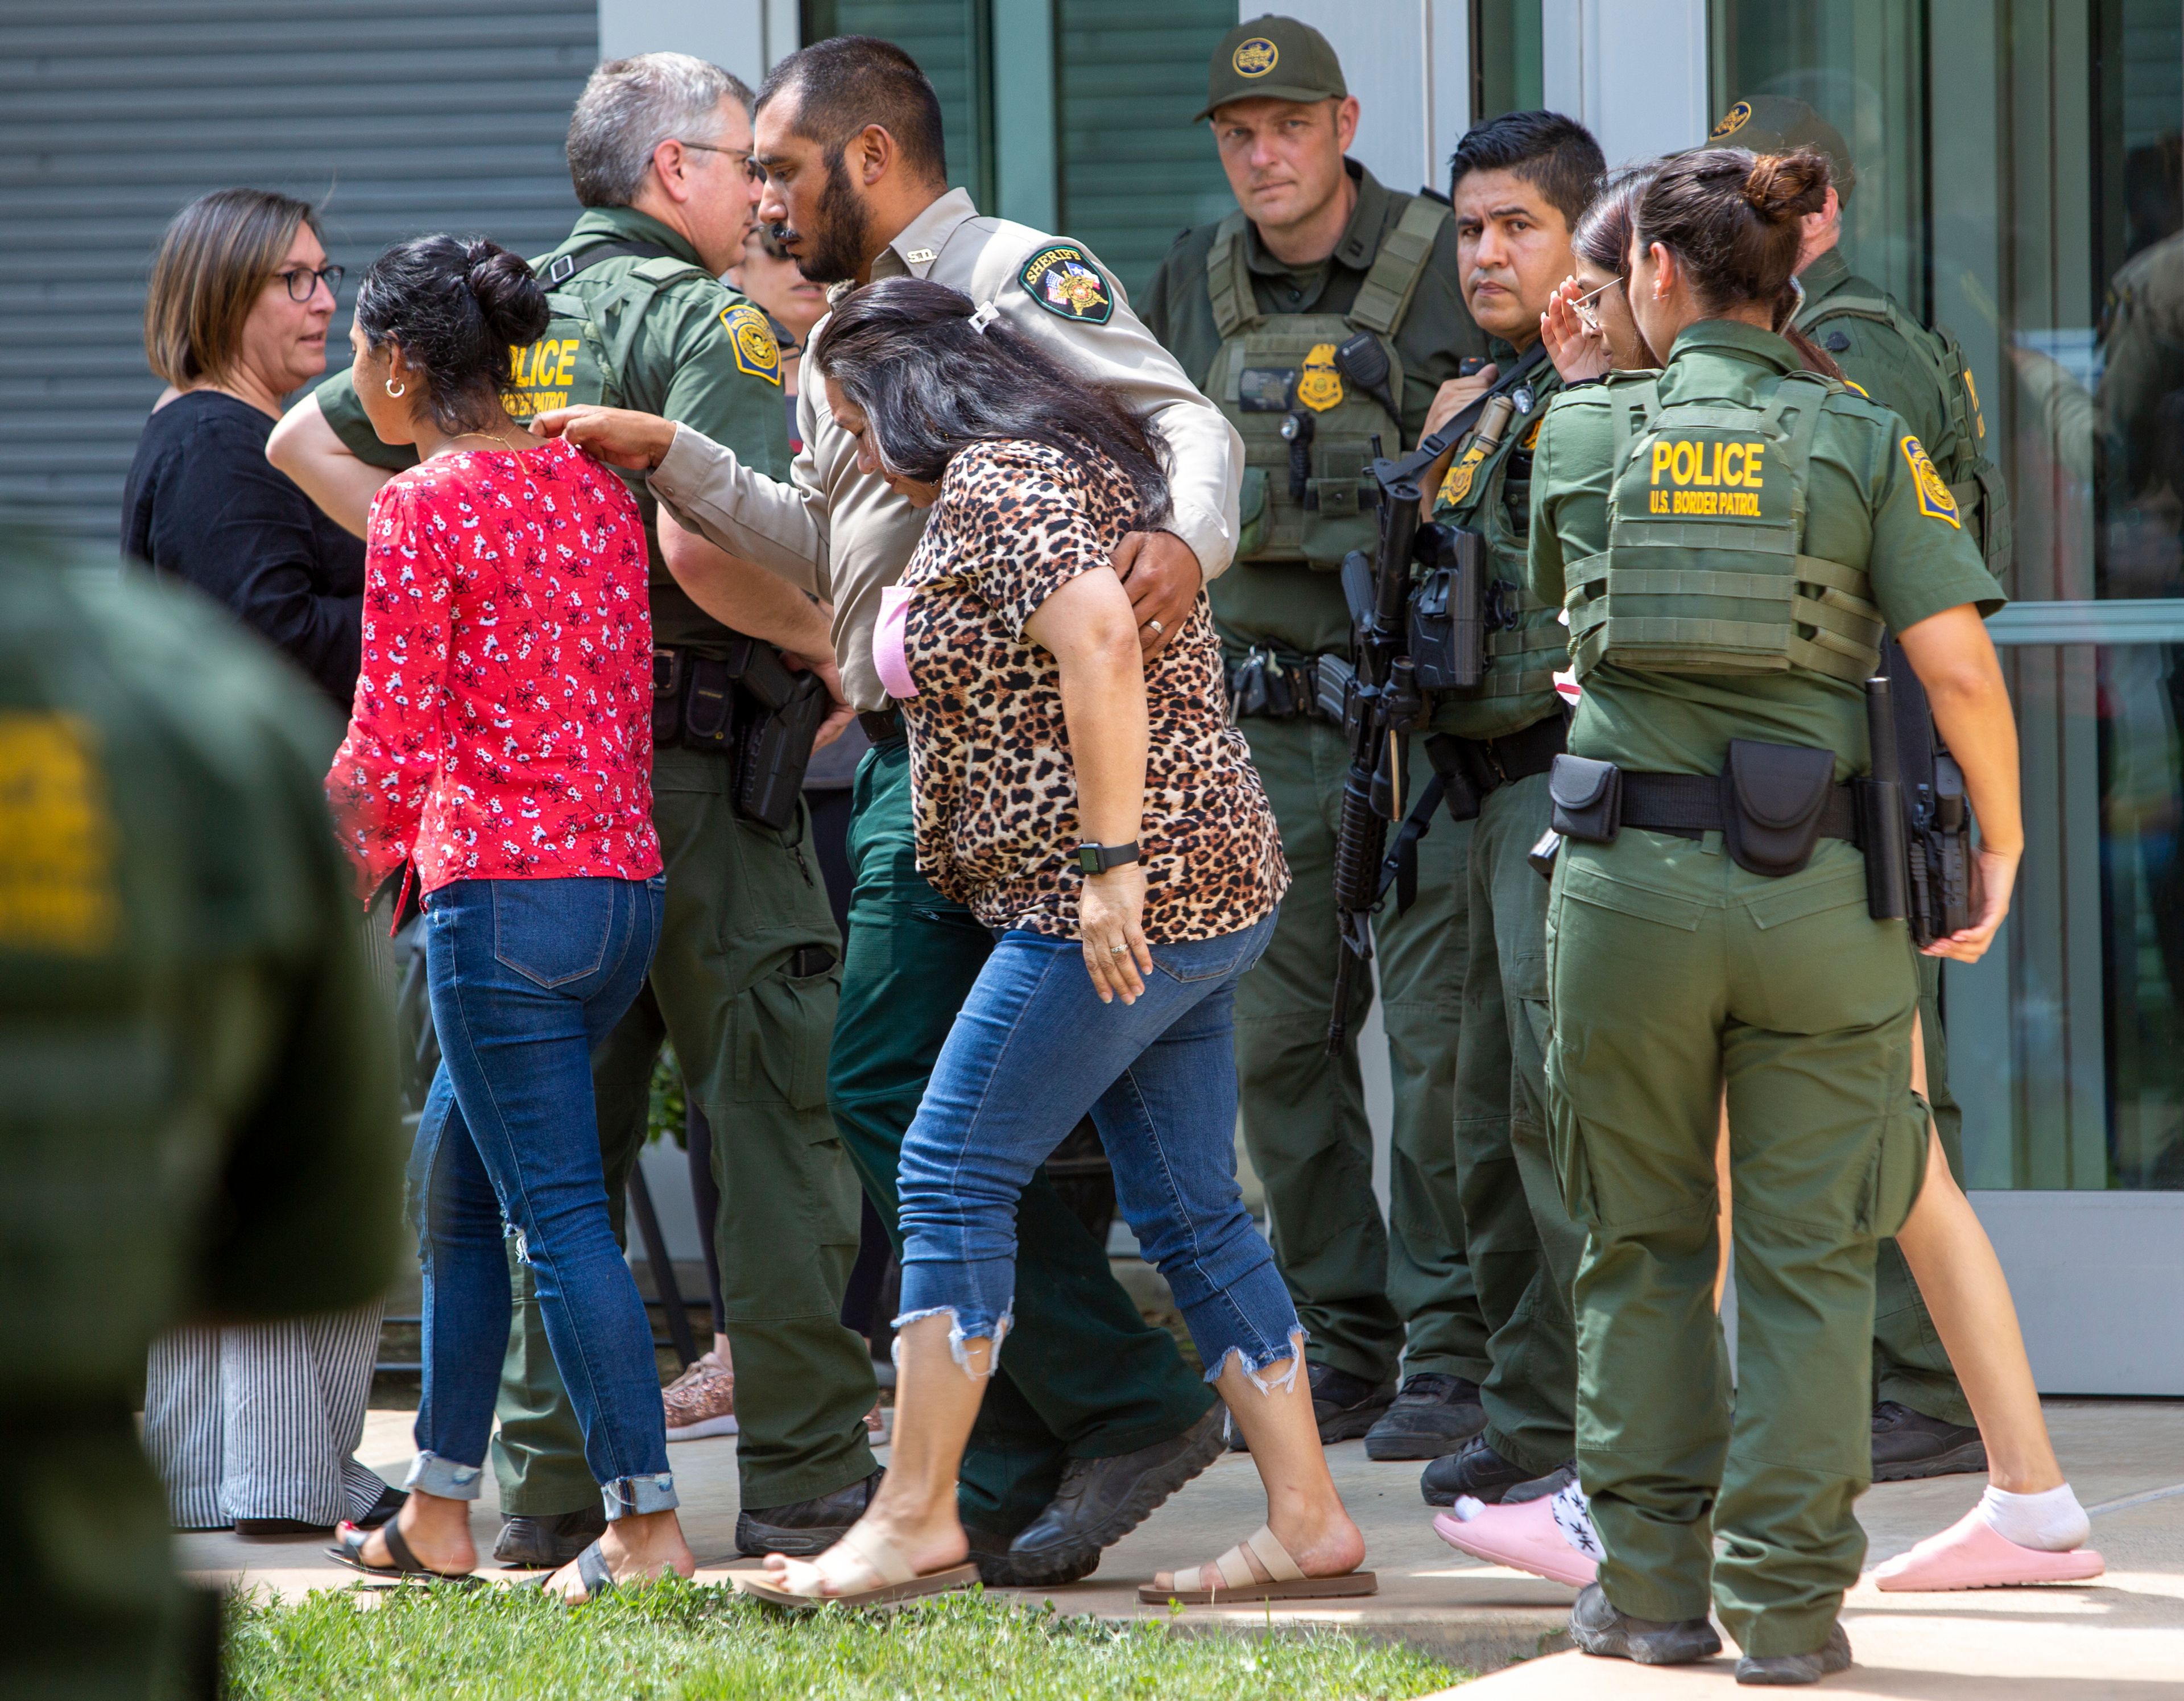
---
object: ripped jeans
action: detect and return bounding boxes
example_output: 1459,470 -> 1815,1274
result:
407,875 -> 675,1519
895,909 -> 1302,1392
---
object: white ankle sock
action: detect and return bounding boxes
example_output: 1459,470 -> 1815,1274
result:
1550,1483 -> 1603,1560
1977,1483 -> 2090,1552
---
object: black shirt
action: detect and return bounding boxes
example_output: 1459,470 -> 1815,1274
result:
121,390 -> 365,705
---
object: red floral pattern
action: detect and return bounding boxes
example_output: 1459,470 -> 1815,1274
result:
326,437 -> 661,899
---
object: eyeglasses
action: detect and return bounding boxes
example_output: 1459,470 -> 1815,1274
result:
1569,275 -> 1620,331
274,265 -> 343,302
678,140 -> 764,183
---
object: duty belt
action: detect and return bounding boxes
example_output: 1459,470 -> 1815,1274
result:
1375,709 -> 1570,914
859,705 -> 906,744
1616,771 -> 1860,844
1228,647 -> 1339,721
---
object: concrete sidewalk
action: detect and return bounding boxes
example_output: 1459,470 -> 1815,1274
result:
180,1398 -> 2184,1695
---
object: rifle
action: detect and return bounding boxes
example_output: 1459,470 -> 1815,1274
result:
1327,344 -> 1552,1054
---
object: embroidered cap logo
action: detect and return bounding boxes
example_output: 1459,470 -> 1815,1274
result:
1232,37 -> 1279,77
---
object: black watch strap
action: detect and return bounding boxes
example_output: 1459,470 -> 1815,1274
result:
1076,840 -> 1141,875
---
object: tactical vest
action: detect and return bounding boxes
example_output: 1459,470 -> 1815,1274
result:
1797,290 -> 2013,580
500,243 -> 712,428
1203,196 -> 1448,568
1565,372 -> 1885,686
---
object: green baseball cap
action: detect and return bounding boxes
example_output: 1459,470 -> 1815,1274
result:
1196,15 -> 1347,123
1703,94 -> 1858,200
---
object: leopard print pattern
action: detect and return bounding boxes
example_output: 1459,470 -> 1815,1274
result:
893,437 -> 1287,942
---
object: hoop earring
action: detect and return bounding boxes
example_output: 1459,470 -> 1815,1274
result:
384,377 -> 407,399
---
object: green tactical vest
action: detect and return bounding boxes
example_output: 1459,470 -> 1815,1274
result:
1203,196 -> 1448,568
502,248 -> 712,426
1566,371 -> 1885,686
1797,290 -> 2013,580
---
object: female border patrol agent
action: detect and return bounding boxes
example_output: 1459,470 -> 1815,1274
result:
1526,147 -> 2019,1683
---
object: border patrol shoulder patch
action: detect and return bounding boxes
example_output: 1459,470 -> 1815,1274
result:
1711,100 -> 1753,138
1901,435 -> 1961,527
1019,244 -> 1114,324
720,303 -> 781,386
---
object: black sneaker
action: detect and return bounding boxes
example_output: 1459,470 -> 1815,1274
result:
1871,1401 -> 1987,1482
1228,1364 -> 1395,1451
1006,1404 -> 1226,1580
1570,1582 -> 1723,1666
735,1467 -> 883,1559
1363,1373 -> 1487,1461
1420,1434 -> 1540,1506
494,1505 -> 607,1568
1736,1622 -> 1852,1685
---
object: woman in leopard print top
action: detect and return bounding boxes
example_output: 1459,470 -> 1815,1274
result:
733,278 -> 1368,1611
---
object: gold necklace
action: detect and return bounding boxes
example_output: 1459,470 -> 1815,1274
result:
436,428 -> 520,457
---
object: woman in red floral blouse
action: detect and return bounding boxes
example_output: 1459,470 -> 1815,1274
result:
321,235 -> 686,1603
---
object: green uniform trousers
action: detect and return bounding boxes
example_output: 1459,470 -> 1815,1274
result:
3,1406 -> 212,1701
1234,714 -> 1488,1387
492,748 -> 879,1514
826,738 -> 1213,1535
1455,769 -> 1587,1476
1871,951 -> 1974,1426
1546,835 -> 1927,1657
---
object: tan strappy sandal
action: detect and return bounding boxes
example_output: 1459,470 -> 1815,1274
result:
1137,1524 -> 1377,1604
731,1521 -> 981,1611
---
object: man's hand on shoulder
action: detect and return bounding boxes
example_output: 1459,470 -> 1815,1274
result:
1111,530 -> 1203,659
530,405 -> 677,471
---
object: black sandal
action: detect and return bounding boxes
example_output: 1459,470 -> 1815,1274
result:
326,1517 -> 477,1583
519,1537 -> 619,1603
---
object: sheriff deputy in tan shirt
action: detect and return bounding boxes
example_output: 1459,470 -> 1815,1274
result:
538,36 -> 1247,1591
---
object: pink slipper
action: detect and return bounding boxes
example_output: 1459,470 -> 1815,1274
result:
1433,1496 -> 1599,1588
1872,1508 -> 2104,1592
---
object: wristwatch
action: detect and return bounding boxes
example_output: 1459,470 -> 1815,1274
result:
1076,840 -> 1141,876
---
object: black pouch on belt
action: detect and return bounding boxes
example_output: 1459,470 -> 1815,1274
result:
1722,739 -> 1837,876
1548,753 -> 1622,843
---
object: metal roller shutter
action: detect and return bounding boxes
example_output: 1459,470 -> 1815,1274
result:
0,0 -> 597,547
1057,0 -> 1238,300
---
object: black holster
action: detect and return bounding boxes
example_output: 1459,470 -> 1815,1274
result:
1407,523 -> 1487,692
652,639 -> 828,831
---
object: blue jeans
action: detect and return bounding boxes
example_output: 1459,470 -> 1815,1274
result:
408,875 -> 673,1518
895,910 -> 1301,1389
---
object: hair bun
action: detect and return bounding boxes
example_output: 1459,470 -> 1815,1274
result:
462,238 -> 551,345
1743,148 -> 1830,222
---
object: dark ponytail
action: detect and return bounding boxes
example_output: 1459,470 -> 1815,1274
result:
1632,146 -> 1829,317
354,234 -> 549,431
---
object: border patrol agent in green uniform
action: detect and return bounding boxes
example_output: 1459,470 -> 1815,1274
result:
1142,14 -> 1495,1455
1711,94 -> 2007,1479
1529,176 -> 2008,1673
1,536 -> 403,1701
303,90 -> 878,1560
1413,112 -> 1604,1508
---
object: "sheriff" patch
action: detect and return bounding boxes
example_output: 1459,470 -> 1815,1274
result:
1902,435 -> 1960,527
1019,245 -> 1113,324
721,303 -> 781,385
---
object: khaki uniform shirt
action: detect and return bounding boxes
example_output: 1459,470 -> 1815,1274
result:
1529,321 -> 2005,781
646,188 -> 1244,712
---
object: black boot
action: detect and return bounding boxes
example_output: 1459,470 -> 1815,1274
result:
1006,1405 -> 1225,1580
1228,1363 -> 1393,1451
1570,1582 -> 1723,1666
1871,1401 -> 1986,1481
1420,1434 -> 1541,1505
494,1505 -> 607,1568
735,1467 -> 883,1559
1736,1622 -> 1852,1685
1362,1373 -> 1487,1461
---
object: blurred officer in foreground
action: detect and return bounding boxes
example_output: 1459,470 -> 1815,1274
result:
1414,110 -> 1602,1513
271,52 -> 880,1571
0,535 -> 402,1700
535,34 -> 1242,1586
1707,93 -> 2004,1483
1141,13 -> 1493,1459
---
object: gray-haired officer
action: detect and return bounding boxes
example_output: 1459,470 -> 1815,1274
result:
271,51 -> 879,1570
1140,13 -> 1496,1461
531,34 -> 1244,1587
1706,92 -> 2004,1483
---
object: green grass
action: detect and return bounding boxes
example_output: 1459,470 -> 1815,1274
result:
225,1579 -> 1460,1700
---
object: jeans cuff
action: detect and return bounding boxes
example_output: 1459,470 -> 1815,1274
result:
602,1472 -> 679,1518
893,1305 -> 1012,1378
404,1451 -> 485,1501
1205,1326 -> 1309,1395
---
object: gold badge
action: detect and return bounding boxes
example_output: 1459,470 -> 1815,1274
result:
1711,100 -> 1753,139
1902,435 -> 1961,527
1520,415 -> 1542,452
1963,369 -> 1985,442
1439,440 -> 1488,509
0,712 -> 119,956
1297,342 -> 1343,412
721,303 -> 781,386
1842,378 -> 1871,399
1232,36 -> 1279,77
